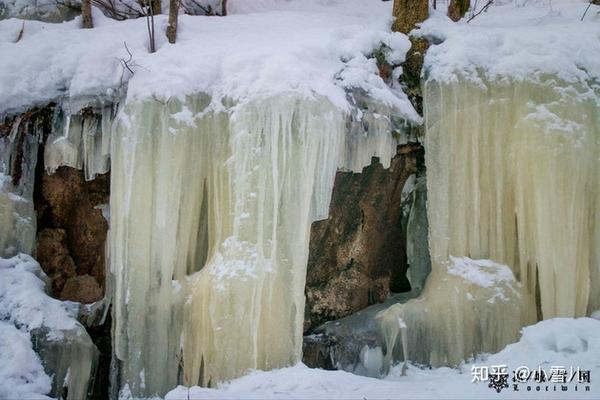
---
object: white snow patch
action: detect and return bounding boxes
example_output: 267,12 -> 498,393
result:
166,318 -> 600,399
418,0 -> 600,85
0,321 -> 52,400
0,0 -> 419,123
0,253 -> 79,338
446,256 -> 515,289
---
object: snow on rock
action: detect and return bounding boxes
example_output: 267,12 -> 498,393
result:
0,0 -> 419,124
166,318 -> 600,400
0,253 -> 78,337
0,0 -> 79,22
418,0 -> 600,85
0,254 -> 98,399
446,256 -> 517,290
0,321 -> 51,400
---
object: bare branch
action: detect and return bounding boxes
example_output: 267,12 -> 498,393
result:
15,21 -> 25,43
467,0 -> 493,23
581,0 -> 598,21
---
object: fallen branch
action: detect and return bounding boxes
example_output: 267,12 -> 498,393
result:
581,0 -> 598,21
15,21 -> 25,43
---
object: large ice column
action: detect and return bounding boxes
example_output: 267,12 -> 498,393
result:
423,76 -> 600,319
110,93 -> 347,396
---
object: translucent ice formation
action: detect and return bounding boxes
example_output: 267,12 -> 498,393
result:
45,106 -> 113,181
109,92 -> 409,396
0,114 -> 42,257
376,257 -> 535,370
423,76 -> 600,319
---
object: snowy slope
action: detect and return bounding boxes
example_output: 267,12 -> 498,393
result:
0,0 -> 419,122
166,318 -> 600,400
419,0 -> 600,84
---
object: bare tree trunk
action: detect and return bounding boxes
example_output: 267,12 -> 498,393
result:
392,0 -> 428,34
221,0 -> 227,16
145,0 -> 156,53
81,0 -> 93,28
448,0 -> 470,22
151,0 -> 162,15
167,0 -> 179,44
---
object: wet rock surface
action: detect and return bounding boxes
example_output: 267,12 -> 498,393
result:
304,144 -> 423,332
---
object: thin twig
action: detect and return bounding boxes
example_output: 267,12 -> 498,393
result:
121,41 -> 135,74
467,0 -> 494,23
581,0 -> 594,21
15,21 -> 25,43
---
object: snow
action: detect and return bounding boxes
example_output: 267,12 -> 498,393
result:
418,0 -> 600,85
0,254 -> 98,399
0,0 -> 419,123
0,253 -> 79,338
166,318 -> 600,399
0,321 -> 51,400
446,256 -> 516,290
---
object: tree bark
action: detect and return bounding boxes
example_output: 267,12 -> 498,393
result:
222,0 -> 228,16
151,0 -> 162,15
392,0 -> 428,115
81,0 -> 93,29
448,0 -> 470,22
167,0 -> 179,44
392,0 -> 428,34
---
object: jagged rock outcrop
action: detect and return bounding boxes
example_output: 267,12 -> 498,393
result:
304,144 -> 423,332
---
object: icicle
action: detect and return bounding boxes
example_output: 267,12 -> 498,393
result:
44,108 -> 113,180
109,91 -> 409,397
423,76 -> 600,319
339,90 -> 411,173
0,115 -> 39,257
109,94 -> 339,396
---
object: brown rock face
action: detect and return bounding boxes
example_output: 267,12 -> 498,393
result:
35,166 -> 109,303
36,228 -> 77,293
61,275 -> 103,304
304,144 -> 422,332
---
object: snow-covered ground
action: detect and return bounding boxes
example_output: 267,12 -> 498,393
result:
419,0 -> 600,83
0,0 -> 419,122
166,318 -> 600,399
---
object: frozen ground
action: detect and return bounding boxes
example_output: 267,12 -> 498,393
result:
166,318 -> 600,400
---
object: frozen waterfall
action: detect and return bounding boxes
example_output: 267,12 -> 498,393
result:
109,93 -> 408,397
424,76 -> 600,319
